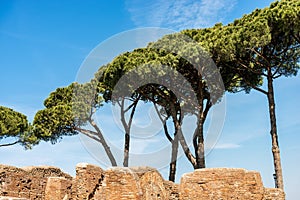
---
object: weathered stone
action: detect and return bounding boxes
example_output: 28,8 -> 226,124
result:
0,164 -> 285,200
180,168 -> 265,200
103,167 -> 142,200
0,164 -> 72,199
164,181 -> 179,200
264,188 -> 285,200
132,167 -> 168,199
45,177 -> 72,200
72,163 -> 104,200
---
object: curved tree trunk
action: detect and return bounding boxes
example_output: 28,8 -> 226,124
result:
153,102 -> 178,182
267,72 -> 284,190
88,119 -> 117,166
177,125 -> 197,168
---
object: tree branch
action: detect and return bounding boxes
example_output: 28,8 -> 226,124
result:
243,78 -> 268,95
153,103 -> 173,142
76,128 -> 102,143
246,47 -> 270,66
88,118 -> 117,166
128,96 -> 140,130
202,98 -> 212,123
178,127 -> 197,167
253,86 -> 268,95
0,140 -> 20,147
237,60 -> 263,75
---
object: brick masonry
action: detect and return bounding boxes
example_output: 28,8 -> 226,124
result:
0,163 -> 285,200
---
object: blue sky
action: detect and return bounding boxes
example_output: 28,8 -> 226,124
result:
1,0 -> 299,199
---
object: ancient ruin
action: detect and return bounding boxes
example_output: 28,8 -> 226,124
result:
0,163 -> 284,199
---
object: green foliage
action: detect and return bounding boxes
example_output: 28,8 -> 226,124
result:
0,106 -> 37,148
22,0 -> 299,174
33,81 -> 103,144
0,106 -> 28,136
182,0 -> 299,189
182,0 -> 299,90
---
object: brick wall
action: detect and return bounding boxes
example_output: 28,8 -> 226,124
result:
0,164 -> 284,200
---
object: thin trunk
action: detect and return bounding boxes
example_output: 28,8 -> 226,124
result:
177,126 -> 197,168
169,130 -> 179,182
169,105 -> 180,182
171,103 -> 197,168
120,99 -> 130,167
120,98 -> 139,167
153,103 -> 178,181
88,119 -> 117,166
123,131 -> 130,167
195,78 -> 205,169
195,117 -> 205,169
267,70 -> 284,190
153,103 -> 173,142
195,99 -> 211,169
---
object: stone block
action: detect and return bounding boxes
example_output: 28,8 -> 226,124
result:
131,167 -> 168,199
45,177 -> 72,200
264,188 -> 285,200
72,163 -> 105,200
103,167 -> 142,200
180,168 -> 265,200
0,164 -> 72,200
164,181 -> 179,200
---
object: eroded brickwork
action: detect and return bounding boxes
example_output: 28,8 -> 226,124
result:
0,164 -> 285,200
45,177 -> 72,200
0,164 -> 72,199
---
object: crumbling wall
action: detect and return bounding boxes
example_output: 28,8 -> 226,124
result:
180,168 -> 264,199
44,177 -> 72,200
0,164 -> 285,200
71,163 -> 105,199
0,165 -> 72,200
264,188 -> 285,200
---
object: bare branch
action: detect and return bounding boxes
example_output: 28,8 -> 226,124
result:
76,128 -> 102,143
202,98 -> 212,123
128,96 -> 140,131
246,47 -> 270,66
153,102 -> 173,142
237,60 -> 263,75
0,140 -> 20,147
88,118 -> 117,166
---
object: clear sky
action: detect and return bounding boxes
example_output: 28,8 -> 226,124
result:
1,0 -> 299,199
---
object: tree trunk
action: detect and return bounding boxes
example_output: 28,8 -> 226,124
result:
194,81 -> 205,169
123,131 -> 130,167
170,103 -> 197,169
177,124 -> 197,168
88,119 -> 117,166
169,105 -> 180,182
120,99 -> 130,167
153,102 -> 178,182
196,128 -> 205,168
169,132 -> 179,182
121,98 -> 139,167
267,72 -> 284,190
194,116 -> 205,169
